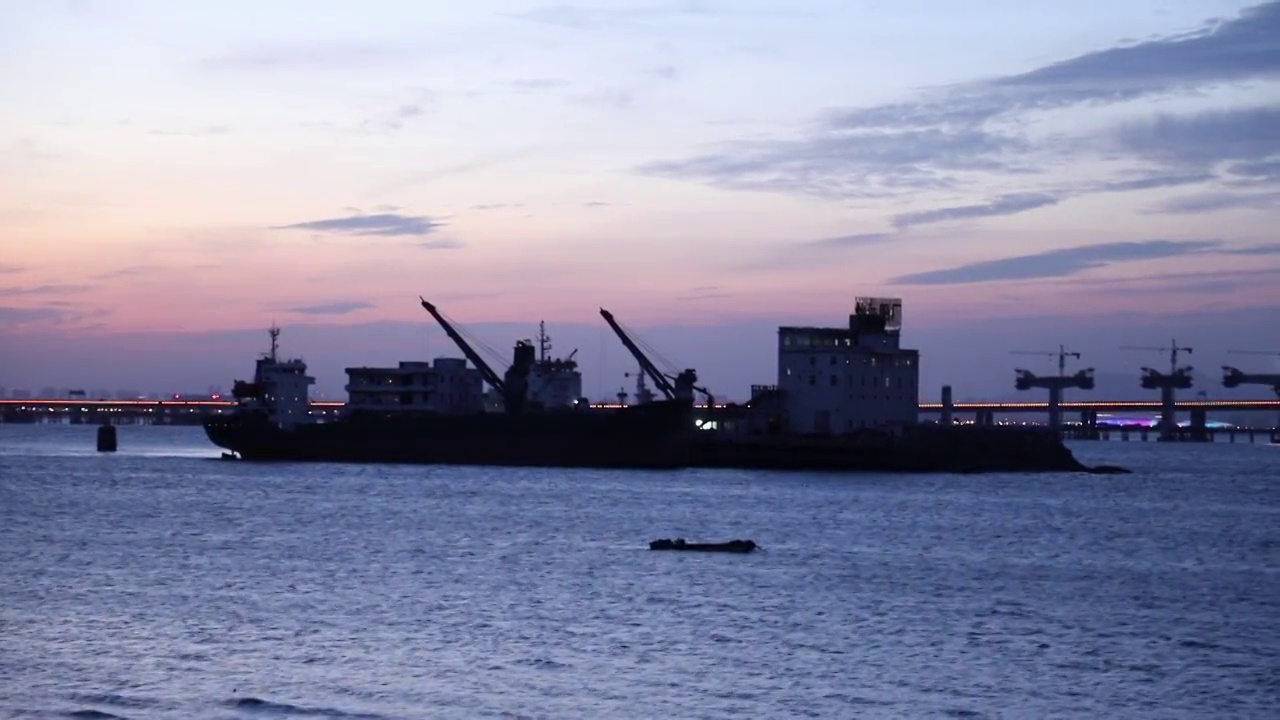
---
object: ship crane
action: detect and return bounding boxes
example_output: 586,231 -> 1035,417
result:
1009,344 -> 1094,430
1121,339 -> 1194,440
419,297 -> 516,410
598,308 -> 712,406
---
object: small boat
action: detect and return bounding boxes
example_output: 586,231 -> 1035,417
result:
649,538 -> 758,553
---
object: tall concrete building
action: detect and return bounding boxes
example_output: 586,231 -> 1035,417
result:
777,297 -> 919,434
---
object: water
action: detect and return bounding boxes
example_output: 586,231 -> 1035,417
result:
1,425 -> 1277,719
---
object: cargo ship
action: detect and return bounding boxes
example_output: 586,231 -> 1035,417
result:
203,300 -> 695,468
206,296 -> 1097,474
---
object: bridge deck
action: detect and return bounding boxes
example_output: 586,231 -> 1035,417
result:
0,398 -> 1276,412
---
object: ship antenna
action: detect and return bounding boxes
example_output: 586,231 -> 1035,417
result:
268,325 -> 280,362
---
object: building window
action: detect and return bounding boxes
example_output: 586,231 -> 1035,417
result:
884,377 -> 892,388
809,375 -> 816,386
829,356 -> 836,366
830,375 -> 838,386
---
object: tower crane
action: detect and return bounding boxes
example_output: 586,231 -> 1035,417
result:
1121,339 -> 1194,440
1122,339 -> 1193,376
1011,344 -> 1080,377
1008,344 -> 1094,430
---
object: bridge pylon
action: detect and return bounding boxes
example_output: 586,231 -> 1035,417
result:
1122,339 -> 1195,441
1223,350 -> 1280,430
1010,345 -> 1094,432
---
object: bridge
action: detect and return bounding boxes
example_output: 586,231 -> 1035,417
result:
2,397 -> 1277,426
917,397 -> 1280,442
917,399 -> 1279,413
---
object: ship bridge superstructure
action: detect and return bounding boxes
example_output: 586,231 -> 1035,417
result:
231,327 -> 315,428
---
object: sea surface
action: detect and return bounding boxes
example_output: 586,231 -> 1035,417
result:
1,424 -> 1277,719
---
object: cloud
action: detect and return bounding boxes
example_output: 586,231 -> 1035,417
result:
287,301 -> 375,316
271,213 -> 444,237
148,125 -> 231,137
574,87 -> 635,109
419,238 -> 465,250
734,232 -> 898,273
583,201 -> 614,207
677,285 -> 731,300
892,192 -> 1059,229
889,239 -> 1221,285
374,149 -> 538,194
650,65 -> 679,80
640,3 -> 1280,202
0,284 -> 94,296
1113,106 -> 1280,166
381,103 -> 429,131
986,2 -> 1280,101
1096,172 -> 1214,192
801,233 -> 895,249
831,3 -> 1280,132
0,306 -> 65,323
512,2 -> 714,29
90,266 -> 155,281
1052,265 -> 1280,295
640,126 -> 1020,199
1151,191 -> 1280,214
199,42 -> 426,71
507,78 -> 569,89
1218,243 -> 1280,255
0,264 -> 22,274
1227,158 -> 1280,183
470,203 -> 523,211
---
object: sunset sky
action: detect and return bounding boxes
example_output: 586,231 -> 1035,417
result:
2,0 -> 1278,399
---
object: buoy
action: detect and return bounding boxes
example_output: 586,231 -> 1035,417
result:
97,423 -> 118,452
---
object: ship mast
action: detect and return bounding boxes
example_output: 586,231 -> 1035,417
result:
538,321 -> 550,363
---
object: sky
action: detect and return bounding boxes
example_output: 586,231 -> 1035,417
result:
2,0 -> 1279,401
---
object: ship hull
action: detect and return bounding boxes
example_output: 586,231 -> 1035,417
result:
204,400 -> 694,469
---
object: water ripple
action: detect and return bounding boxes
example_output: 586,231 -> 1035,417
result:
1,426 -> 1278,719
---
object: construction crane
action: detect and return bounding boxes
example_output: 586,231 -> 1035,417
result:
1222,350 -> 1280,398
598,308 -> 712,406
1121,339 -> 1195,440
1121,339 -> 1193,376
1011,344 -> 1080,376
1009,344 -> 1094,430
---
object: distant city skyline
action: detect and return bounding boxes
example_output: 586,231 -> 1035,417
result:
3,1 -> 1278,397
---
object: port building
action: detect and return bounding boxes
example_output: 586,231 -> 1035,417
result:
344,358 -> 484,414
776,297 -> 919,434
